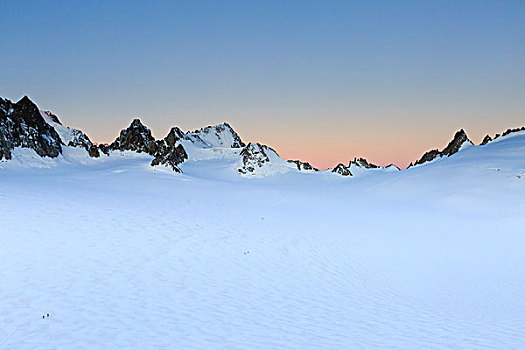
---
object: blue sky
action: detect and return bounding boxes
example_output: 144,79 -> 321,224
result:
1,0 -> 524,168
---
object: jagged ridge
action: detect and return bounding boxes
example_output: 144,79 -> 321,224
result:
410,129 -> 472,167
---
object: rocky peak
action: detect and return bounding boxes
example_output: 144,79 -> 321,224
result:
287,159 -> 319,172
441,129 -> 471,157
164,127 -> 185,146
412,129 -> 472,167
349,157 -> 379,169
332,163 -> 352,176
0,96 -> 63,160
151,127 -> 188,173
109,118 -> 158,155
480,135 -> 492,145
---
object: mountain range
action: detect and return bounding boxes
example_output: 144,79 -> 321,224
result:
1,95 -> 523,177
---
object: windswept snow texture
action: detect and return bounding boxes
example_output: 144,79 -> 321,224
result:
1,132 -> 525,349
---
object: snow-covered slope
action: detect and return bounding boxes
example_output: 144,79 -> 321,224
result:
1,131 -> 525,349
40,110 -> 100,157
2,96 -> 525,349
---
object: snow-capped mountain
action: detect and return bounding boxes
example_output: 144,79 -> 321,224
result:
2,96 -> 525,180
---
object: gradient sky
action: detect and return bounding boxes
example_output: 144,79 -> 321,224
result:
1,0 -> 524,169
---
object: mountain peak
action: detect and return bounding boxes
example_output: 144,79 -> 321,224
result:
16,95 -> 34,105
332,163 -> 352,176
412,129 -> 472,167
349,157 -> 380,169
110,119 -> 157,155
130,118 -> 148,129
187,122 -> 245,148
441,129 -> 471,157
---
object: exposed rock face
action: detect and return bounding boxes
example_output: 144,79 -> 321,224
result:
349,157 -> 380,169
238,143 -> 272,174
412,129 -> 472,167
68,129 -> 100,157
0,96 -> 63,160
332,163 -> 352,176
187,122 -> 245,148
502,126 -> 525,137
287,159 -> 318,171
110,119 -> 158,155
98,144 -> 110,155
480,135 -> 493,145
110,120 -> 188,172
441,129 -> 471,157
151,127 -> 188,172
42,110 -> 62,125
479,127 -> 525,146
413,149 -> 441,167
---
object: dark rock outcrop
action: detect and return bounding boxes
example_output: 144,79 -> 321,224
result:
151,127 -> 188,172
110,120 -> 188,172
238,143 -> 273,174
349,157 -> 380,169
480,135 -> 492,145
41,109 -> 100,157
441,129 -> 471,157
0,96 -> 63,160
42,110 -> 62,125
480,127 -> 525,145
479,127 -> 525,145
287,159 -> 319,171
109,119 -> 158,155
98,143 -> 110,155
332,163 -> 352,176
67,129 -> 100,157
502,126 -> 525,137
412,129 -> 472,167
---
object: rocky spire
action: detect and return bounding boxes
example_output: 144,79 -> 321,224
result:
480,135 -> 492,145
